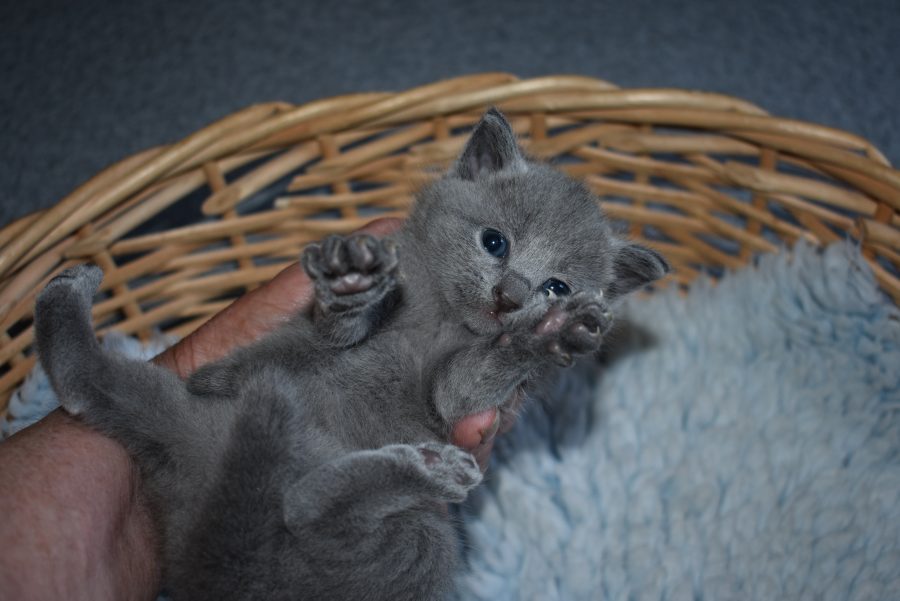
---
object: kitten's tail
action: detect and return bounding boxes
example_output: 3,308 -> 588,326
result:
34,265 -> 196,463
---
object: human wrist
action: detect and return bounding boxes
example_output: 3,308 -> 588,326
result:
0,410 -> 160,600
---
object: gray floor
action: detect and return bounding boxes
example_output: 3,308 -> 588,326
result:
1,0 -> 898,225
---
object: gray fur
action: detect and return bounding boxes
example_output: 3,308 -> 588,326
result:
33,109 -> 669,601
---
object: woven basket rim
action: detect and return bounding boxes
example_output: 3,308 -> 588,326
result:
0,73 -> 894,251
0,72 -> 898,416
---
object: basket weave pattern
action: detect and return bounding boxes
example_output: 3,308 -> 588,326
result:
1,73 -> 898,416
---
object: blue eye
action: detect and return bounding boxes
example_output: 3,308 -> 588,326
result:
481,229 -> 508,258
542,278 -> 571,299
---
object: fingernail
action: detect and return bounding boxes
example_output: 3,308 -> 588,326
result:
479,409 -> 501,444
473,439 -> 494,473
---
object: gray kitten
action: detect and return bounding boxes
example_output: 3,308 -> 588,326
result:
34,109 -> 669,600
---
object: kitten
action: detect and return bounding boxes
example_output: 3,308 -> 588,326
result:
34,109 -> 669,600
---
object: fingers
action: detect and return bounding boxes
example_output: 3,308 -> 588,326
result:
154,217 -> 403,377
451,384 -> 526,472
470,438 -> 496,473
451,408 -> 500,472
152,262 -> 314,377
356,217 -> 403,238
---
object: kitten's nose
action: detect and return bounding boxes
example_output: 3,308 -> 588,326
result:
492,272 -> 530,314
493,286 -> 521,313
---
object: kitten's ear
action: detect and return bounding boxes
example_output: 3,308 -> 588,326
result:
452,108 -> 527,180
608,242 -> 671,299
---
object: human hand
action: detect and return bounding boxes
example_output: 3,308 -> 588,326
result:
0,410 -> 160,601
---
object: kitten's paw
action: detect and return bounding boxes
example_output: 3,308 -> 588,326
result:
36,264 -> 104,331
302,234 -> 398,312
534,291 -> 612,366
414,443 -> 482,503
39,264 -> 103,304
382,443 -> 482,503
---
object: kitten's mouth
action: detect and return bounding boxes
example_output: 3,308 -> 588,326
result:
463,306 -> 503,336
485,306 -> 509,329
486,303 -> 520,326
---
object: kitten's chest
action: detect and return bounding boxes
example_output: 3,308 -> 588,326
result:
309,320 -> 473,441
392,317 -> 475,365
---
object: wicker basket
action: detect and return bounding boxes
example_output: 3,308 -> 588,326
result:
1,73 -> 898,417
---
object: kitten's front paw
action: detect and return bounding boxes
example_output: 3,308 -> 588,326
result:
534,291 -> 612,366
302,234 -> 398,312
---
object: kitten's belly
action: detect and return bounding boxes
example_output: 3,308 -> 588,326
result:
299,334 -> 442,451
299,321 -> 470,450
162,323 -> 468,561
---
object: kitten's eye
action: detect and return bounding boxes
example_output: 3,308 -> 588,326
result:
542,278 -> 571,299
481,228 -> 508,258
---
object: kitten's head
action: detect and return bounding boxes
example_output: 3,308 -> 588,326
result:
406,108 -> 669,335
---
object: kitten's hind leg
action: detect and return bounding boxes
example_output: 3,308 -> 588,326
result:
34,265 -> 193,457
33,264 -> 107,415
302,233 -> 399,347
284,442 -> 481,599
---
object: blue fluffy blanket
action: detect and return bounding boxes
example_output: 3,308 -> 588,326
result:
4,242 -> 899,599
454,242 -> 900,600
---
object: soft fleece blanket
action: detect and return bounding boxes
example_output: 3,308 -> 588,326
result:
454,242 -> 900,600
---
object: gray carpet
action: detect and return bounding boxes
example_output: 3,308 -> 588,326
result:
1,0 -> 898,225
